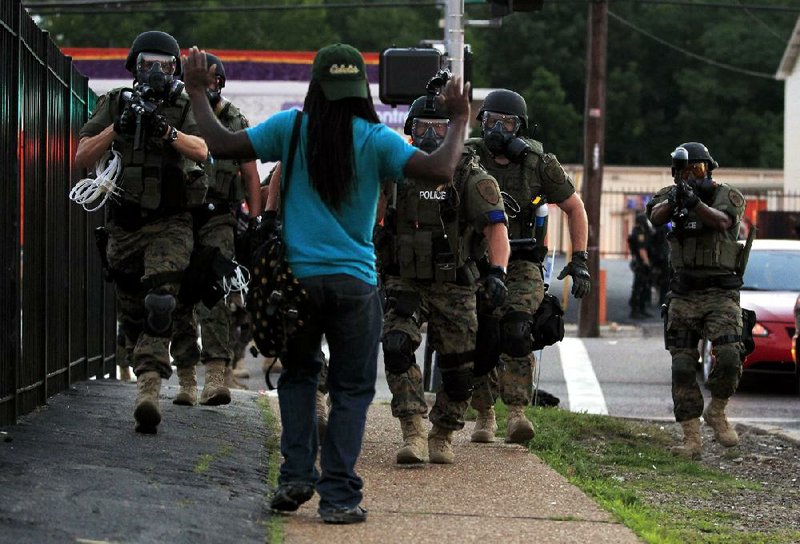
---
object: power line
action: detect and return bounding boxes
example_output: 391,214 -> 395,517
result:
22,0 -> 800,14
24,1 -> 440,13
608,10 -> 777,79
732,0 -> 788,42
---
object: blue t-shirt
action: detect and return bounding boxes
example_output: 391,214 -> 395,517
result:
246,109 -> 416,285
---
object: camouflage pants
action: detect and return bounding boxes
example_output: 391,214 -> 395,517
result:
383,276 -> 478,431
494,260 -> 545,406
171,213 -> 237,369
667,288 -> 743,421
107,213 -> 193,378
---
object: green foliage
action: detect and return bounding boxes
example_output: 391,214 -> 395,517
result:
35,0 -> 795,168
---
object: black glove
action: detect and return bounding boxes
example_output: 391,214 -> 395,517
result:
557,251 -> 591,299
681,185 -> 700,209
481,265 -> 508,310
113,105 -> 137,135
147,112 -> 170,139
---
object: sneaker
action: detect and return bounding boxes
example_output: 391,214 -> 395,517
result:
269,483 -> 315,513
319,505 -> 368,524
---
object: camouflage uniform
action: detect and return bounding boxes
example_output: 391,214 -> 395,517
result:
79,89 -> 200,378
170,99 -> 250,372
381,151 -> 507,431
466,137 -> 574,407
647,182 -> 746,421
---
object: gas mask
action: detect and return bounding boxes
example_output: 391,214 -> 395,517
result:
682,161 -> 715,200
481,112 -> 529,162
411,118 -> 448,153
136,53 -> 184,103
206,75 -> 224,108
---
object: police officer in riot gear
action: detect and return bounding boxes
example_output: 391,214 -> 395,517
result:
169,52 -> 262,407
74,30 -> 208,433
466,89 -> 590,444
628,212 -> 653,319
379,96 -> 510,465
647,142 -> 747,458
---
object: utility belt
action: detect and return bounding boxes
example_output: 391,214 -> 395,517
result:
670,272 -> 742,294
108,201 -> 185,232
509,238 -> 547,263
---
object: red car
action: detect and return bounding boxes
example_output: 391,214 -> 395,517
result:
700,239 -> 800,393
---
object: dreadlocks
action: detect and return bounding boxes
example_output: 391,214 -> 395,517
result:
303,80 -> 380,210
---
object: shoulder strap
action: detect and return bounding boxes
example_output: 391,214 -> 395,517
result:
280,110 -> 303,216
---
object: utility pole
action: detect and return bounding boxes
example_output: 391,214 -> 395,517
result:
578,0 -> 607,338
443,0 -> 466,80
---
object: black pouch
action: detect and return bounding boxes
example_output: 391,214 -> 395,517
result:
741,307 -> 757,357
178,244 -> 237,308
433,235 -> 456,283
531,291 -> 565,351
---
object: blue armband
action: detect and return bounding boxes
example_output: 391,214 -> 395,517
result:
487,210 -> 506,224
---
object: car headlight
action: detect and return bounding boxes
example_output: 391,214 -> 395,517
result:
752,322 -> 769,337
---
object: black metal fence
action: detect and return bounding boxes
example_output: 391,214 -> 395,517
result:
1,1 -> 115,426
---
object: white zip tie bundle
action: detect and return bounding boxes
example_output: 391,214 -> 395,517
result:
223,262 -> 250,298
69,150 -> 123,211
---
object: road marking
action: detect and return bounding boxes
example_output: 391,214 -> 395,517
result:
558,337 -> 608,415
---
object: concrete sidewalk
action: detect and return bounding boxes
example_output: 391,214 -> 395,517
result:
0,377 -> 641,544
278,401 -> 641,544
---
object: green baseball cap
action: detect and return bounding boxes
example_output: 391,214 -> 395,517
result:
312,43 -> 368,101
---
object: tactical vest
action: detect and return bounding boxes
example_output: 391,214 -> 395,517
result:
387,150 -> 483,283
205,100 -> 247,204
669,185 -> 742,273
465,137 -> 545,240
109,89 -> 208,211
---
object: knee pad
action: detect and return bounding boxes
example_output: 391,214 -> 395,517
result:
500,311 -> 534,358
713,343 -> 741,372
144,293 -> 176,337
440,367 -> 473,402
671,352 -> 697,387
382,331 -> 416,375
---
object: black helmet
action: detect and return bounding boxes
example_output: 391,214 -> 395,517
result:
403,95 -> 448,136
679,141 -> 718,171
476,89 -> 528,131
125,31 -> 181,76
205,52 -> 226,85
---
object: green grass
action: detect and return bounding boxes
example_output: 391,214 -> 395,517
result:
257,396 -> 284,544
193,445 -> 233,473
478,402 -> 799,544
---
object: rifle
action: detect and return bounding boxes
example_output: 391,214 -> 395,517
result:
121,84 -> 160,150
668,146 -> 693,238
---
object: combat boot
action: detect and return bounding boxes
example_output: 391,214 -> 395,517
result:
428,425 -> 455,464
670,418 -> 703,459
316,391 -> 329,445
199,360 -> 231,406
134,371 -> 162,434
173,366 -> 197,406
396,414 -> 428,464
232,358 -> 250,379
505,405 -> 535,444
224,366 -> 248,390
119,365 -> 133,382
470,406 -> 497,443
703,397 -> 739,447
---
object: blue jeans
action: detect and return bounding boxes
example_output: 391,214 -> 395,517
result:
277,274 -> 382,511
